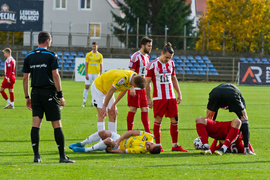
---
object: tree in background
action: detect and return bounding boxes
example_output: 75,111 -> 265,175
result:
112,0 -> 194,50
196,0 -> 270,53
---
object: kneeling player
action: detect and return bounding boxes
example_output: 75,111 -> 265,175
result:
69,130 -> 161,154
210,133 -> 255,154
196,116 -> 243,155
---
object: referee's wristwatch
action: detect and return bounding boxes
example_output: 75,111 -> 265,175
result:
25,96 -> 30,99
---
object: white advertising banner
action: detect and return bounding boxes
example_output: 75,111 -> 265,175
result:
74,58 -> 130,82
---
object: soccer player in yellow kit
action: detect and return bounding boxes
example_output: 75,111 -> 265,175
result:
91,69 -> 146,133
69,130 -> 161,154
82,42 -> 103,107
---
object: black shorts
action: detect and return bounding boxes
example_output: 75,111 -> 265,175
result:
207,83 -> 246,118
31,87 -> 61,121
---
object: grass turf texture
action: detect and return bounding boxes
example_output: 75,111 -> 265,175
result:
0,79 -> 270,179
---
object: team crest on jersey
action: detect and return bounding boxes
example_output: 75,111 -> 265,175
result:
96,54 -> 99,57
116,78 -> 125,87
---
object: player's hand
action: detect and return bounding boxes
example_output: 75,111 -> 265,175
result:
177,95 -> 182,104
26,98 -> 32,111
7,78 -> 10,83
85,74 -> 89,80
100,106 -> 108,117
147,99 -> 153,109
59,97 -> 65,106
114,139 -> 120,149
130,89 -> 136,97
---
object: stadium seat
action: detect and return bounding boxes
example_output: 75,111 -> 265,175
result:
173,55 -> 180,60
249,60 -> 256,63
186,63 -> 192,67
187,55 -> 194,60
57,51 -> 63,56
254,57 -> 260,61
208,63 -> 214,68
0,62 -> 5,66
212,71 -> 219,75
240,57 -> 246,61
63,56 -> 68,60
62,67 -> 68,72
21,50 -> 28,55
263,61 -> 269,64
200,63 -> 206,67
151,54 -> 157,59
202,56 -> 209,60
195,55 -> 202,60
64,63 -> 70,68
184,59 -> 190,63
70,63 -> 75,68
194,63 -> 200,67
190,59 -> 196,63
78,52 -> 85,57
247,57 -> 253,61
262,57 -> 267,61
197,67 -> 203,71
203,67 -> 208,71
64,51 -> 70,56
70,52 -> 77,56
257,61 -> 263,63
199,71 -> 206,75
66,59 -> 73,64
242,60 -> 248,63
197,59 -> 204,63
180,55 -> 186,59
175,59 -> 182,63
190,67 -> 196,71
180,62 -> 184,66
209,67 -> 216,72
68,67 -> 74,72
186,70 -> 192,75
193,70 -> 199,75
0,66 -> 4,71
184,67 -> 190,71
176,67 -> 183,71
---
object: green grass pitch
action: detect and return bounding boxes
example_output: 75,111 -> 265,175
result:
0,79 -> 270,179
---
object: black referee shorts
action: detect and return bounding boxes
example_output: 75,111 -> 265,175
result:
31,87 -> 61,121
207,84 -> 246,118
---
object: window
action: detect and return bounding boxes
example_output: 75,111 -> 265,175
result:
55,0 -> 66,9
80,0 -> 91,10
90,23 -> 101,38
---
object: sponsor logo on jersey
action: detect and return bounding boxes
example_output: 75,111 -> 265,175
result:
142,136 -> 146,141
117,78 -> 125,85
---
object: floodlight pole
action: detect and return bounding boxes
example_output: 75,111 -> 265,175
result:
165,25 -> 169,44
136,18 -> 139,48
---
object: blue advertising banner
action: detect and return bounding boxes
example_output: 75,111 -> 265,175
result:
0,0 -> 43,31
238,63 -> 270,86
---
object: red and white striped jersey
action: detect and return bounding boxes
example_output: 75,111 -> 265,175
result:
146,58 -> 176,100
5,56 -> 16,81
129,51 -> 149,78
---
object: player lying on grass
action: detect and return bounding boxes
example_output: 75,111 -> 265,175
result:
69,130 -> 161,154
195,116 -> 253,155
210,132 -> 255,154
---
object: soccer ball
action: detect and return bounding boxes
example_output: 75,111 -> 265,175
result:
193,137 -> 203,150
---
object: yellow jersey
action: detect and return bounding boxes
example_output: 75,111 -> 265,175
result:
119,131 -> 154,154
85,51 -> 103,74
94,69 -> 137,95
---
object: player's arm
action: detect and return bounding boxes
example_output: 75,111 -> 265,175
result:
206,109 -> 215,119
114,130 -> 141,148
23,73 -> 32,111
107,149 -> 126,153
99,63 -> 103,75
52,69 -> 65,107
145,77 -> 153,108
85,60 -> 89,80
172,75 -> 182,104
129,68 -> 136,97
100,86 -> 117,116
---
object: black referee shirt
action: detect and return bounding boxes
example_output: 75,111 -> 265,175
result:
22,48 -> 59,88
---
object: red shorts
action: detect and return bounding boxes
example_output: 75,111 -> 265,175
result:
127,89 -> 147,108
1,78 -> 15,89
206,119 -> 232,140
153,99 -> 178,118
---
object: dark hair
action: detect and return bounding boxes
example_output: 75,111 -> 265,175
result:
149,145 -> 161,154
162,42 -> 174,54
3,48 -> 12,54
92,42 -> 98,45
141,37 -> 152,46
133,76 -> 146,89
38,31 -> 51,44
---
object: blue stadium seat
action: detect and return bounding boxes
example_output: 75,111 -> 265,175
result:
257,61 -> 263,63
187,55 -> 194,60
0,66 -> 4,71
0,62 -> 5,66
247,57 -> 253,61
68,67 -> 74,72
78,52 -> 85,57
195,56 -> 202,60
176,67 -> 183,71
212,71 -> 219,75
197,59 -> 204,63
209,67 -> 216,72
203,67 -> 208,71
194,63 -> 200,67
190,67 -> 196,71
249,60 -> 256,63
263,61 -> 269,64
70,52 -> 77,56
203,56 -> 209,60
175,59 -> 182,63
58,63 -> 62,67
200,63 -> 206,67
208,63 -> 214,68
64,52 -> 70,56
184,67 -> 190,71
197,67 -> 203,71
193,70 -> 199,75
66,59 -> 73,64
262,57 -> 267,61
21,50 -> 28,55
186,70 -> 192,75
180,55 -> 186,59
62,67 -> 68,72
180,62 -> 184,66
254,57 -> 260,61
151,54 -> 157,59
63,56 -> 68,60
190,59 -> 196,63
57,51 -> 63,56
173,55 -> 180,60
64,63 -> 70,68
199,71 -> 206,75
242,60 -> 248,63
186,63 -> 192,67
184,59 -> 190,63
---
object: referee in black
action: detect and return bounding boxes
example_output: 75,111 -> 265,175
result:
22,31 -> 75,163
206,83 -> 255,155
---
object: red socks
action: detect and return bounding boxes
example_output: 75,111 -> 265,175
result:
224,127 -> 239,147
153,122 -> 161,144
1,91 -> 8,100
127,111 -> 135,131
141,112 -> 151,133
170,122 -> 178,143
196,123 -> 209,145
9,92 -> 14,102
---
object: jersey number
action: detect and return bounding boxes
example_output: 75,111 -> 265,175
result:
141,67 -> 145,75
230,143 -> 238,153
160,75 -> 169,83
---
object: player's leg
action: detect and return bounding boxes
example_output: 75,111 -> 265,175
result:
108,95 -> 117,133
215,119 -> 241,155
8,88 -> 14,108
1,85 -> 11,108
195,117 -> 212,154
127,106 -> 137,131
140,90 -> 151,133
82,74 -> 92,107
31,116 -> 43,163
153,116 -> 163,151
